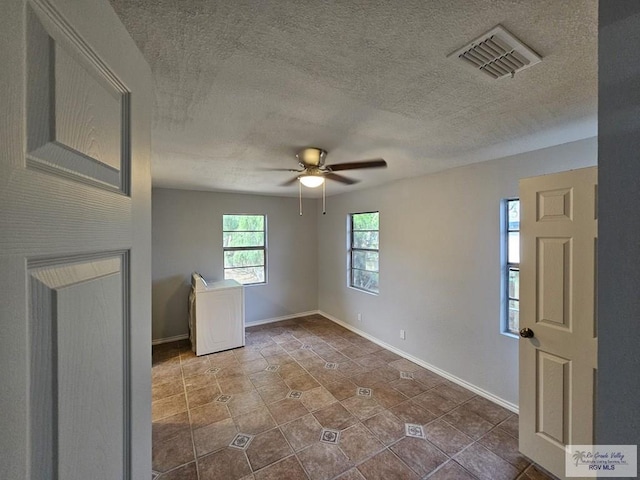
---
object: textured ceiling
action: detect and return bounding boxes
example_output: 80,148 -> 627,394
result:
109,0 -> 598,197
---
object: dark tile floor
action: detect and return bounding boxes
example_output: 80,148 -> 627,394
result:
151,314 -> 558,480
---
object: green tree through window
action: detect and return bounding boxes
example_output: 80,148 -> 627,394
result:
223,214 -> 266,285
350,212 -> 379,294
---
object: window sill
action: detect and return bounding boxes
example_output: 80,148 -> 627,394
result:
348,286 -> 379,296
500,330 -> 519,340
240,282 -> 267,287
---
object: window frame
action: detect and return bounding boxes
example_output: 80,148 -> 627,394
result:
222,214 -> 267,286
503,198 -> 520,336
348,211 -> 380,295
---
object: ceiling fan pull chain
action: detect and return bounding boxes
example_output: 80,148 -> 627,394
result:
299,180 -> 303,216
322,181 -> 326,215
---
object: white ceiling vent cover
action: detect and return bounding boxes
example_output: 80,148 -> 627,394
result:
448,25 -> 542,79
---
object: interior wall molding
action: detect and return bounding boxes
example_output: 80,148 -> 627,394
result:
318,310 -> 519,414
151,308 -> 519,413
152,310 -> 321,344
244,310 -> 320,327
151,334 -> 189,346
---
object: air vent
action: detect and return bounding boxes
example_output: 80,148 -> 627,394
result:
448,25 -> 541,79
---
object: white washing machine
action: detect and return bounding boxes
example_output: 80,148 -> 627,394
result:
188,273 -> 245,356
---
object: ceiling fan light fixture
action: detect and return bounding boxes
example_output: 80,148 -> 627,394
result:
297,147 -> 327,167
299,175 -> 325,188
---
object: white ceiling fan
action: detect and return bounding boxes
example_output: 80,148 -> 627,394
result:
273,147 -> 387,188
268,147 -> 388,215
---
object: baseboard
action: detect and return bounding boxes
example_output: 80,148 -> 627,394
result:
152,333 -> 190,346
154,310 -> 518,413
152,311 -> 320,343
319,310 -> 519,414
245,310 -> 321,327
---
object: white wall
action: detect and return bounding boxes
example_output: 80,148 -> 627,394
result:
152,189 -> 318,340
317,137 -> 597,406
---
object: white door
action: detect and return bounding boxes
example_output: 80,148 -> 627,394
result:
519,167 -> 597,479
0,1 -> 152,479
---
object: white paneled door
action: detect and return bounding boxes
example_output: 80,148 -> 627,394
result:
0,1 -> 152,479
519,167 -> 598,480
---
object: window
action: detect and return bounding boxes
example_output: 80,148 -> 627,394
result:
505,199 -> 520,334
349,212 -> 379,294
223,214 -> 266,285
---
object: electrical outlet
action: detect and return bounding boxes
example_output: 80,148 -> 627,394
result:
400,329 -> 406,340
357,313 -> 362,322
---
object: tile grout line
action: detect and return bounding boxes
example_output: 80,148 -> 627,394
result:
447,432 -> 530,480
476,418 -> 533,474
151,346 -> 206,479
181,347 -> 203,480
261,319 -> 413,476
232,318 -> 323,478
260,319 -> 340,479
254,317 -> 364,479
166,321 -> 420,476
256,319 -> 428,478
153,315 -> 552,480
277,317 -> 510,480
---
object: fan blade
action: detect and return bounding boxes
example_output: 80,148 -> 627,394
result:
326,158 -> 387,172
260,168 -> 303,172
280,176 -> 300,187
325,173 -> 359,185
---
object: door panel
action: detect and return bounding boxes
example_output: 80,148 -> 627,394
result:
29,254 -> 129,479
26,3 -> 130,192
0,0 -> 151,478
536,188 -> 572,222
519,167 -> 597,480
537,237 -> 572,328
536,350 -> 570,446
